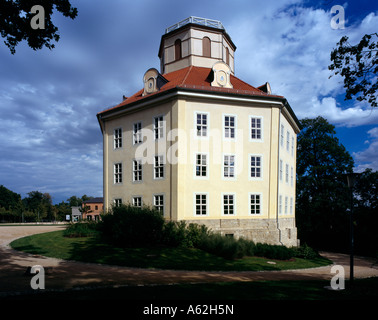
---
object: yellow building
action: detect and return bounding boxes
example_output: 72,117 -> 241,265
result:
97,17 -> 301,246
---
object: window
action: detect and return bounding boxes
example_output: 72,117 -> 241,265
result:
174,39 -> 181,60
154,195 -> 164,213
223,194 -> 235,215
226,47 -> 230,66
250,156 -> 262,178
224,115 -> 235,138
95,205 -> 98,210
114,128 -> 122,149
154,155 -> 164,179
250,117 -> 262,140
286,131 -> 290,152
285,196 -> 288,214
250,194 -> 261,215
133,196 -> 142,208
195,194 -> 207,215
114,198 -> 122,207
279,195 -> 282,215
196,113 -> 208,137
279,160 -> 283,181
290,197 -> 293,214
133,159 -> 142,182
223,155 -> 235,178
195,154 -> 207,177
291,166 -> 294,186
285,163 -> 289,183
280,125 -> 284,147
114,163 -> 122,184
202,37 -> 211,57
154,116 -> 164,139
291,137 -> 294,156
133,122 -> 142,145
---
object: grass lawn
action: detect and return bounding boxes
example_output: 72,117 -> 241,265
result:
7,230 -> 378,303
4,278 -> 378,301
10,230 -> 331,272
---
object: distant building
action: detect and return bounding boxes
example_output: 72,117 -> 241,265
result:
71,206 -> 81,222
82,197 -> 103,221
97,17 -> 300,246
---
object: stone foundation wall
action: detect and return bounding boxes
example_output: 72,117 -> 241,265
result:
184,218 -> 298,247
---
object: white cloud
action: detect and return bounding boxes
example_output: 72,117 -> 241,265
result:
353,127 -> 378,171
229,4 -> 378,127
1,0 -> 377,202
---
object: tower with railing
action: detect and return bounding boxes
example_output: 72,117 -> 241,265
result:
158,16 -> 236,75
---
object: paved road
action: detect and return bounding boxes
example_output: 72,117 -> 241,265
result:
1,225 -> 377,297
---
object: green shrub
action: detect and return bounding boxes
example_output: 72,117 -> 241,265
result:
236,237 -> 255,257
100,204 -> 165,247
292,243 -> 319,259
161,221 -> 186,247
197,233 -> 250,260
254,243 -> 294,260
162,221 -> 210,248
63,221 -> 99,238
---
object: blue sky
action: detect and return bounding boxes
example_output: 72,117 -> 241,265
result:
0,0 -> 377,204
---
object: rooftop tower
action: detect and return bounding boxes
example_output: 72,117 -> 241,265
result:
158,17 -> 236,75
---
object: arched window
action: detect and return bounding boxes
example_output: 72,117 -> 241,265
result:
175,39 -> 182,61
202,37 -> 211,57
226,47 -> 230,65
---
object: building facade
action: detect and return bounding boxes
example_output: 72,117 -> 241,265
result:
97,17 -> 301,246
82,197 -> 103,221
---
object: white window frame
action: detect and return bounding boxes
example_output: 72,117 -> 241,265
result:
286,131 -> 290,152
285,196 -> 288,214
280,124 -> 284,147
249,116 -> 263,142
154,155 -> 165,180
194,153 -> 208,179
153,115 -> 164,140
249,193 -> 262,215
222,193 -> 236,215
291,166 -> 294,187
290,197 -> 293,214
195,112 -> 209,138
249,154 -> 263,180
153,194 -> 164,213
223,154 -> 236,179
133,122 -> 143,145
194,193 -> 208,216
279,195 -> 282,215
114,163 -> 122,184
132,196 -> 142,207
223,114 -> 236,139
132,159 -> 143,182
114,198 -> 122,207
285,163 -> 289,184
291,136 -> 295,157
279,159 -> 283,181
114,128 -> 122,149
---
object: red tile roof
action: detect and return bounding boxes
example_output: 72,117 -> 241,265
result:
98,66 -> 284,115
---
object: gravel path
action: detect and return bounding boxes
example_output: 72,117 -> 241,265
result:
1,225 -> 377,296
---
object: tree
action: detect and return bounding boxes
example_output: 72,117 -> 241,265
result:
296,116 -> 354,251
23,191 -> 54,221
0,185 -> 21,210
67,195 -> 82,207
329,33 -> 378,108
353,168 -> 378,256
0,0 -> 78,54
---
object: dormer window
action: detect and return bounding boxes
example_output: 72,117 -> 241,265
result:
203,37 -> 211,57
175,39 -> 182,61
142,68 -> 168,96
